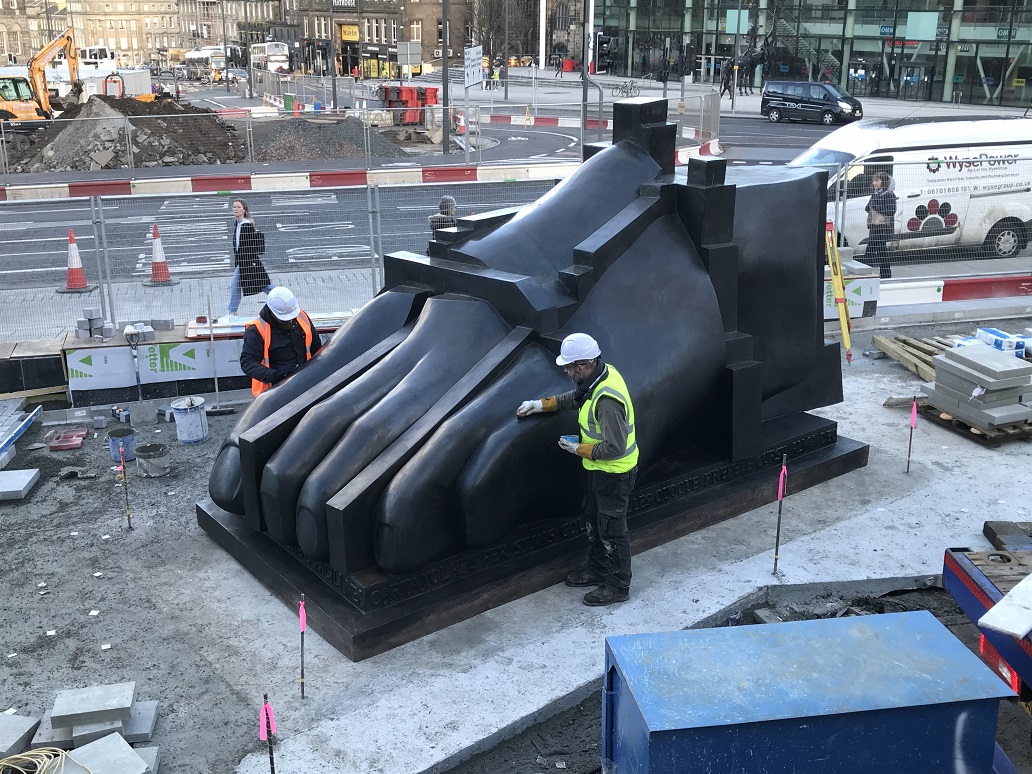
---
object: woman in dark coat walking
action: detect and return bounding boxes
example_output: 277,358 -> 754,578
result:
865,172 -> 897,279
225,198 -> 273,319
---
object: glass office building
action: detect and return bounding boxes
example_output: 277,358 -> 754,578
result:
595,0 -> 1032,107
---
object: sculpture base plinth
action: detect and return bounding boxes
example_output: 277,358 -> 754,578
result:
197,413 -> 868,661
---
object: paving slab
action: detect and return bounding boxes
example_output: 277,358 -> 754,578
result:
136,745 -> 160,774
50,682 -> 136,729
0,713 -> 40,757
923,384 -> 961,413
0,446 -> 14,470
935,370 -> 1032,403
928,380 -> 1027,409
945,398 -> 1032,431
72,718 -> 123,746
933,354 -> 1032,390
0,468 -> 39,501
122,700 -> 159,743
943,341 -> 1032,379
64,733 -> 148,774
30,712 -> 74,750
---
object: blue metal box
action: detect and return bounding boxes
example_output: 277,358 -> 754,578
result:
603,611 -> 1014,773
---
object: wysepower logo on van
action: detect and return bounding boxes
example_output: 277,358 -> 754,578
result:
926,152 -> 1019,174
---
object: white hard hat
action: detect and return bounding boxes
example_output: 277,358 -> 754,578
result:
267,286 -> 300,321
555,333 -> 601,366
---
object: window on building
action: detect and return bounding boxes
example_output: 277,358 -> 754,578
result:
464,20 -> 473,44
364,17 -> 371,41
0,33 -> 6,57
109,20 -> 115,29
410,20 -> 421,41
437,20 -> 443,45
391,19 -> 397,44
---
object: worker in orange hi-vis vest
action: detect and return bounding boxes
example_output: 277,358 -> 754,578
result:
240,287 -> 322,397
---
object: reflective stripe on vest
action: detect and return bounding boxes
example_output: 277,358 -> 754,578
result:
576,364 -> 638,474
247,311 -> 314,397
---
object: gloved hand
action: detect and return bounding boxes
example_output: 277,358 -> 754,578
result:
273,364 -> 298,383
516,399 -> 543,417
557,436 -> 579,455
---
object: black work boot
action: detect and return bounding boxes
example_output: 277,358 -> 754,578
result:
565,568 -> 602,587
583,585 -> 629,606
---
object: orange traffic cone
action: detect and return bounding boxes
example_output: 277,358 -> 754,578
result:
56,229 -> 97,294
143,224 -> 180,286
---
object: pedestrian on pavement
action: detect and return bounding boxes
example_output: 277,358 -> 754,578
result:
516,333 -> 639,607
428,195 -> 458,240
554,56 -> 563,78
865,171 -> 898,279
240,286 -> 322,397
225,198 -> 274,321
719,63 -> 733,100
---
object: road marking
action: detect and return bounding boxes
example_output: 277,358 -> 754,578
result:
759,161 -> 774,165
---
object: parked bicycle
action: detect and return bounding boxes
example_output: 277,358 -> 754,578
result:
611,81 -> 641,98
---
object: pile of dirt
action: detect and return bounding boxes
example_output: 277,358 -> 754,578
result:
252,116 -> 409,161
8,94 -> 246,173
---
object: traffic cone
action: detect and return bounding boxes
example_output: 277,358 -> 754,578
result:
56,229 -> 97,294
293,99 -> 300,118
143,224 -> 179,286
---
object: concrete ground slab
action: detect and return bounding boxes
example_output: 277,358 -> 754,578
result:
50,682 -> 136,729
30,712 -> 74,750
0,713 -> 40,757
0,469 -> 39,501
66,733 -> 148,774
122,700 -> 159,743
136,746 -> 160,774
72,718 -> 123,747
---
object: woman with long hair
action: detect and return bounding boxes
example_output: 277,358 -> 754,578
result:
865,172 -> 897,279
225,198 -> 274,320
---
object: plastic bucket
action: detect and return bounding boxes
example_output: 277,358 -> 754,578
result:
170,397 -> 209,444
108,426 -> 137,462
135,443 -> 171,477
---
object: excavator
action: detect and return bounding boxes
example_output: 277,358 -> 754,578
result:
0,27 -> 87,146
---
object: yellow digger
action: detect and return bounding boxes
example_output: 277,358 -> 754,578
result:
0,27 -> 87,146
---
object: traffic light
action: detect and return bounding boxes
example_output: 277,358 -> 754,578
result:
594,33 -> 613,74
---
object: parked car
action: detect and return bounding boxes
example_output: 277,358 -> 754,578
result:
761,80 -> 863,125
227,68 -> 249,84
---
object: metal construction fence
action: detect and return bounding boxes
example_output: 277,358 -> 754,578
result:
818,155 -> 1032,273
0,179 -> 559,343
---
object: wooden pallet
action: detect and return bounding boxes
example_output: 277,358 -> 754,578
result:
918,401 -> 1032,448
872,334 -> 964,382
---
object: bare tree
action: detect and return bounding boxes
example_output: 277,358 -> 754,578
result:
469,0 -> 537,70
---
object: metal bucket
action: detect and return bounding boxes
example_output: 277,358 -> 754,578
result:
108,426 -> 137,462
135,443 -> 171,478
170,397 -> 209,444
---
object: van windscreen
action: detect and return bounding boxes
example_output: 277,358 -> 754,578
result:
788,147 -> 856,169
823,83 -> 854,100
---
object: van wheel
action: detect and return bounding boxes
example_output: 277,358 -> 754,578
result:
820,111 -> 836,126
767,108 -> 782,123
983,220 -> 1026,259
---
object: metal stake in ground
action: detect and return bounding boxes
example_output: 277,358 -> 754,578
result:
118,443 -> 133,530
906,396 -> 917,474
772,454 -> 787,574
299,594 -> 306,699
259,694 -> 277,773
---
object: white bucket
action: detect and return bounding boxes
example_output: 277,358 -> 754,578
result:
170,396 -> 209,444
135,443 -> 171,477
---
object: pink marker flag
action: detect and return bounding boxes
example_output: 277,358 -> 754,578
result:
259,701 -> 277,740
299,599 -> 306,632
777,463 -> 787,501
911,399 -> 918,429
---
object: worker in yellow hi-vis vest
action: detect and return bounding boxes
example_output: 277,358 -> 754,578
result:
516,333 -> 638,607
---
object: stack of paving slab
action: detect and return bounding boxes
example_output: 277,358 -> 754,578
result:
0,397 -> 42,501
74,306 -> 116,341
0,681 -> 161,773
923,341 -> 1032,432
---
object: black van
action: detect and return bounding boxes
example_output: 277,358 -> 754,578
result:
761,81 -> 863,125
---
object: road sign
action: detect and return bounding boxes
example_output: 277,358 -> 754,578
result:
464,46 -> 483,88
397,41 -> 420,67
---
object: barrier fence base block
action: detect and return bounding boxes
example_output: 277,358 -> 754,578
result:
143,277 -> 181,287
56,285 -> 99,295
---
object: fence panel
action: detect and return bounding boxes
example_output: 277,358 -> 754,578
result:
0,196 -> 108,342
824,155 -> 1032,278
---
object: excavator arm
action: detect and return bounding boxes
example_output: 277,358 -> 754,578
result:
26,27 -> 85,118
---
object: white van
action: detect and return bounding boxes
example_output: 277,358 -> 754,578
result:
789,117 -> 1032,260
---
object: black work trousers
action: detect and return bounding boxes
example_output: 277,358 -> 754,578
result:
582,467 -> 637,591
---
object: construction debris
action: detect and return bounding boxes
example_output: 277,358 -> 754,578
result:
252,116 -> 409,161
7,95 -> 247,173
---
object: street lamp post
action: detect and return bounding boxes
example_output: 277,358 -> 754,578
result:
441,0 -> 450,155
731,0 -> 743,113
329,0 -> 338,109
222,1 -> 231,93
503,0 -> 509,101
